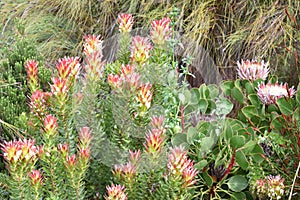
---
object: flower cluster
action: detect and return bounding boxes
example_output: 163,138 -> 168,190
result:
28,169 -> 43,186
150,17 -> 172,46
29,90 -> 51,120
253,175 -> 285,199
257,82 -> 296,105
1,139 -> 39,163
136,83 -> 153,112
237,59 -> 269,81
25,60 -> 39,92
130,36 -> 152,65
83,34 -> 105,79
113,150 -> 141,184
167,145 -> 199,188
105,184 -> 127,200
118,13 -> 134,33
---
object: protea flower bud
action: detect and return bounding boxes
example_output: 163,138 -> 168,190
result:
128,149 -> 141,165
58,143 -> 69,157
25,60 -> 39,92
144,129 -> 165,159
56,57 -> 81,80
257,82 -> 296,105
237,59 -> 269,81
108,74 -> 122,89
65,154 -> 77,170
28,170 -> 43,186
83,34 -> 103,56
1,139 -> 39,166
51,77 -> 68,95
167,145 -> 198,188
118,13 -> 134,33
150,17 -> 172,45
44,115 -> 58,136
29,90 -> 51,119
150,115 -> 165,129
137,83 -> 153,110
105,184 -> 127,200
121,64 -> 135,76
130,36 -> 152,65
83,34 -> 105,79
79,127 -> 93,148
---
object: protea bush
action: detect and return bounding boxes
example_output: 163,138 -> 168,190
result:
0,9 -> 299,200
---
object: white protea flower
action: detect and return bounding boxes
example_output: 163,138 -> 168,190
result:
257,82 -> 296,105
237,59 -> 269,81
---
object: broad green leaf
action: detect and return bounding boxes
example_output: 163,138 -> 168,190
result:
207,84 -> 219,99
215,97 -> 234,116
198,98 -> 208,114
267,104 -> 279,113
190,88 -> 200,104
187,127 -> 198,145
207,99 -> 216,113
241,106 -> 258,119
171,133 -> 187,147
225,125 -> 233,141
231,87 -> 244,104
271,116 -> 284,130
199,84 -> 209,98
178,89 -> 191,105
248,94 -> 260,106
243,141 -> 256,153
236,151 -> 248,170
200,137 -> 215,153
194,160 -> 208,171
296,83 -> 300,104
228,175 -> 248,192
244,80 -> 255,94
184,104 -> 198,115
220,80 -> 234,96
230,135 -> 245,149
276,98 -> 293,115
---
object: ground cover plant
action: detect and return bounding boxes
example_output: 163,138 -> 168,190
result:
0,1 -> 300,200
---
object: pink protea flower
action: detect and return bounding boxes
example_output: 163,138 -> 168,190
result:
1,139 -> 39,164
128,149 -> 141,165
79,127 -> 93,148
58,143 -> 69,157
237,59 -> 269,81
29,90 -> 51,118
108,74 -> 122,89
122,72 -> 141,91
51,77 -> 68,95
137,83 -> 153,110
114,162 -> 137,183
28,169 -> 43,186
83,34 -> 105,78
78,147 -> 91,165
25,60 -> 39,91
105,184 -> 127,200
144,129 -> 165,158
150,17 -> 172,45
118,13 -> 134,33
65,154 -> 77,170
56,57 -> 81,80
257,82 -> 296,105
44,114 -> 58,135
121,64 -> 135,76
167,145 -> 199,187
130,36 -> 152,64
267,175 -> 285,200
150,115 -> 165,129
83,34 -> 103,56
